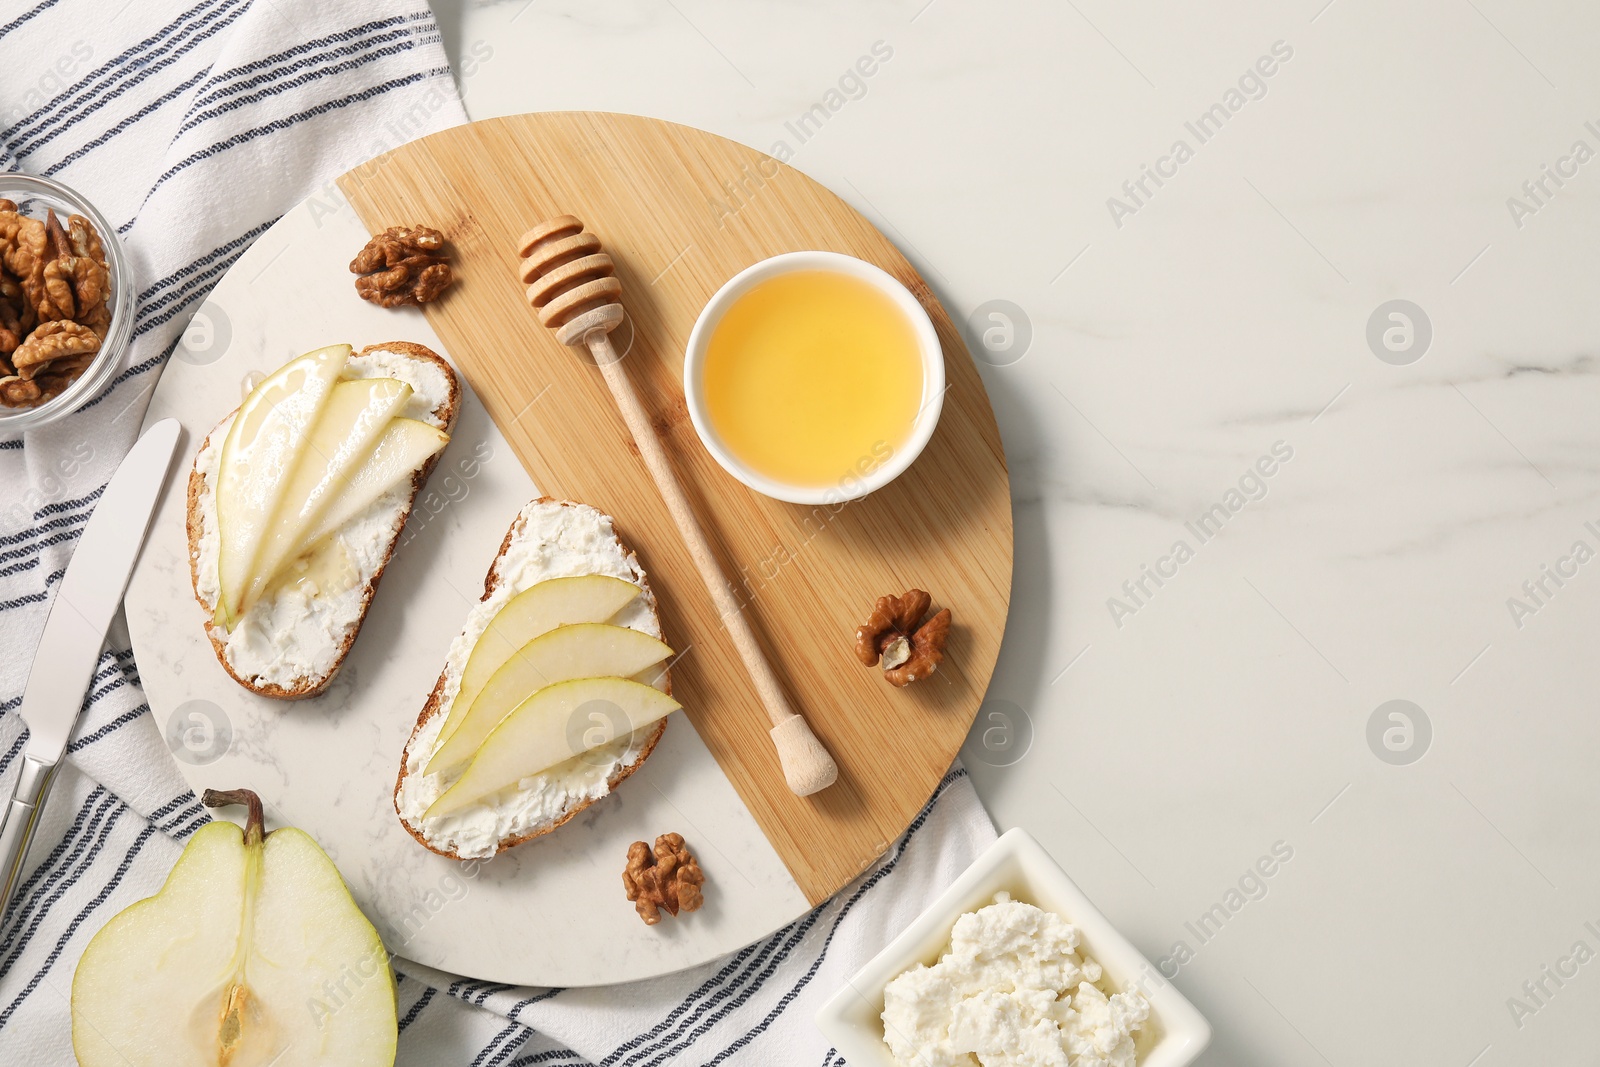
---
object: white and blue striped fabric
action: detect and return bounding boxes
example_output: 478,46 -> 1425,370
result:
0,2 -> 998,1063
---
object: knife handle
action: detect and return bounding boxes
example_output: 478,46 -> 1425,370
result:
0,756 -> 56,927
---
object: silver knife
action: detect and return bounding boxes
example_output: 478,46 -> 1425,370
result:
0,417 -> 181,924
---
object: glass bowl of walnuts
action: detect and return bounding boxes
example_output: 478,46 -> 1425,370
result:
0,173 -> 133,432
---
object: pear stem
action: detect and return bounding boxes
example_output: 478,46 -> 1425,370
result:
202,788 -> 266,847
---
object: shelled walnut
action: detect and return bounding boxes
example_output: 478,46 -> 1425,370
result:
13,319 -> 99,375
623,833 -> 706,926
0,207 -> 110,408
856,589 -> 952,687
349,224 -> 454,307
39,210 -> 108,323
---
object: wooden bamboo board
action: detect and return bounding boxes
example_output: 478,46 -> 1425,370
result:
338,112 -> 1012,905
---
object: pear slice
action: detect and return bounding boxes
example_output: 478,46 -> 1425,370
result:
425,677 -> 682,820
434,575 -> 643,752
215,344 -> 350,630
72,789 -> 396,1067
425,623 -> 673,776
236,377 -> 413,619
292,416 -> 450,554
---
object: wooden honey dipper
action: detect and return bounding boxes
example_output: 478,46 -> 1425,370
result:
517,215 -> 839,797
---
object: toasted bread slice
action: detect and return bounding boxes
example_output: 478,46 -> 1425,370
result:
187,342 -> 461,699
394,498 -> 670,860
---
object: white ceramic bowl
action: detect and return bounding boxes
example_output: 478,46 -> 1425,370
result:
682,251 -> 944,506
815,828 -> 1212,1067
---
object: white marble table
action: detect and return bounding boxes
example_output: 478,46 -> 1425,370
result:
430,1 -> 1600,1062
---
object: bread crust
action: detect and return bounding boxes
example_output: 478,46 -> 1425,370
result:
185,342 -> 461,699
393,498 -> 670,860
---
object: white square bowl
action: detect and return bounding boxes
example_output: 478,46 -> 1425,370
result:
815,827 -> 1212,1067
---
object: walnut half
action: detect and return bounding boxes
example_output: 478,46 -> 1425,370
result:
623,833 -> 706,926
350,224 -> 454,307
856,589 -> 952,687
14,320 -> 100,379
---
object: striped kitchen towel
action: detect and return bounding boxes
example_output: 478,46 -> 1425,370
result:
0,2 -> 999,1064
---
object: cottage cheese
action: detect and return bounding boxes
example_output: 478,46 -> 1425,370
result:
194,348 -> 452,689
882,895 -> 1148,1067
394,499 -> 664,859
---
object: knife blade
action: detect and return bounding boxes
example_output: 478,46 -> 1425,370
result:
0,417 -> 181,920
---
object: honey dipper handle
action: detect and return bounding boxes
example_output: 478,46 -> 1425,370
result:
589,336 -> 840,797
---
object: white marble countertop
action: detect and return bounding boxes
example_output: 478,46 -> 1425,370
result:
430,1 -> 1600,1062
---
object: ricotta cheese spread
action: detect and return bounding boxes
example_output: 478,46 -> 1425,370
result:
194,347 -> 451,690
345,347 -> 451,427
395,499 -> 664,859
881,894 -> 1148,1067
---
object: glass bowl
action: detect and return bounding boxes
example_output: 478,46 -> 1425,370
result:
0,173 -> 133,433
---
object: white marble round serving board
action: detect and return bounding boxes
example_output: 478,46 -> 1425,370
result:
125,197 -> 812,986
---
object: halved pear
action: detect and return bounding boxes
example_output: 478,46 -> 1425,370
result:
72,789 -> 396,1067
435,575 -> 643,751
425,623 -> 672,776
293,416 -> 449,554
425,677 -> 682,820
236,377 -> 413,619
215,344 -> 350,630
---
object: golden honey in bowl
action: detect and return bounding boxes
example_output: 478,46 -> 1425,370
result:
702,270 -> 924,490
